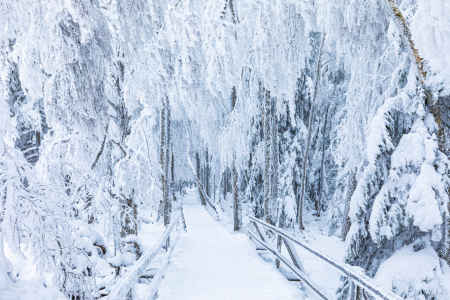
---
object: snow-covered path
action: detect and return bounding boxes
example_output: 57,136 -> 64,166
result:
156,190 -> 302,300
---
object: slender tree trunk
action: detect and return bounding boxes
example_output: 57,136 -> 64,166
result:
206,147 -> 210,198
164,100 -> 171,227
272,102 -> 279,221
298,32 -> 326,231
158,100 -> 166,221
232,159 -> 241,231
197,152 -> 206,206
172,146 -> 176,203
317,104 -> 330,217
230,86 -> 241,230
439,206 -> 450,262
222,171 -> 226,200
341,169 -> 357,241
263,87 -> 273,225
213,173 -> 216,204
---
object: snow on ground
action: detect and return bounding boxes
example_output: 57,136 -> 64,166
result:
296,211 -> 346,299
1,246 -> 65,300
200,192 -> 346,300
156,189 -> 304,300
375,237 -> 450,299
139,220 -> 167,254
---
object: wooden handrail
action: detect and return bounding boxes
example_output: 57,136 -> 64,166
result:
248,216 -> 403,300
106,213 -> 181,300
147,225 -> 182,299
247,229 -> 331,300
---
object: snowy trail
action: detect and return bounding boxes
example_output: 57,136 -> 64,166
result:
156,190 -> 302,300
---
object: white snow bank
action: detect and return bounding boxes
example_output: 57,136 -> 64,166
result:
0,257 -> 64,300
375,238 -> 450,299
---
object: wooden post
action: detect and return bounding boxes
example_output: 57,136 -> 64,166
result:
276,234 -> 282,269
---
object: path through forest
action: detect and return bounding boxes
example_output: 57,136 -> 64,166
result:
156,190 -> 303,300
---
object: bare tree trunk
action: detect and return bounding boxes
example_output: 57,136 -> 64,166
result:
272,103 -> 279,221
158,100 -> 166,221
206,147 -> 210,198
263,86 -> 273,225
272,102 -> 282,268
172,146 -> 177,203
341,169 -> 357,241
164,100 -> 171,227
107,138 -> 121,277
213,173 -> 216,203
439,205 -> 450,262
298,32 -> 326,231
222,171 -> 227,200
229,86 -> 241,230
317,104 -> 330,217
196,152 -> 206,206
232,159 -> 241,231
91,124 -> 109,170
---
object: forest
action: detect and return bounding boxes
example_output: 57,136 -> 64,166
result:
1,0 -> 450,299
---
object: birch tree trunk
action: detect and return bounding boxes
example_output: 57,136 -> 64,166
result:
298,32 -> 326,231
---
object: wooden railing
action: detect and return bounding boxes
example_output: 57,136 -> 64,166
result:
246,216 -> 403,300
106,213 -> 182,300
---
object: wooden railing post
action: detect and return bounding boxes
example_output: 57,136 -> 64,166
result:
282,237 -> 305,272
107,214 -> 181,300
253,221 -> 266,242
247,216 -> 403,300
165,236 -> 170,252
276,234 -> 282,269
